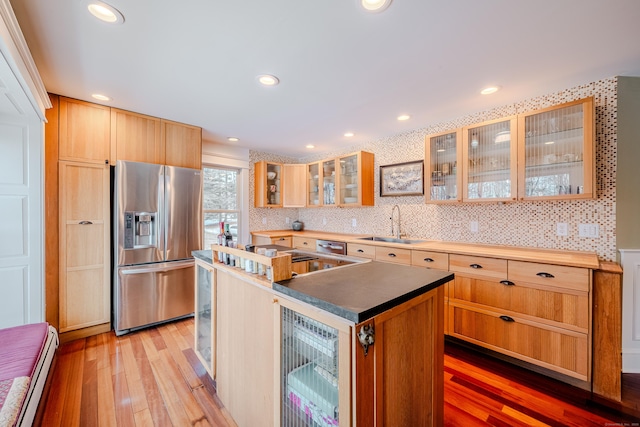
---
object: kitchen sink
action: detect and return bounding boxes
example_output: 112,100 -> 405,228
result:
356,236 -> 427,244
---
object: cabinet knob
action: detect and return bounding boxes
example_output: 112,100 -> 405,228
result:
470,263 -> 483,269
536,272 -> 555,279
105,159 -> 109,164
500,280 -> 515,286
499,315 -> 515,322
272,298 -> 278,304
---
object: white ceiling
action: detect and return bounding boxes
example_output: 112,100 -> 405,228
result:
10,0 -> 640,157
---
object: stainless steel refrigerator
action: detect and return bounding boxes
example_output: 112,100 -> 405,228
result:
113,160 -> 202,335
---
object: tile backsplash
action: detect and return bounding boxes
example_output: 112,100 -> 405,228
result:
250,77 -> 617,261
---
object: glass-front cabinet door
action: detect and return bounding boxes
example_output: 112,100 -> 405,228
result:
307,162 -> 322,207
338,153 -> 359,205
425,130 -> 463,203
254,161 -> 282,207
195,260 -> 214,377
462,116 -> 518,202
322,159 -> 336,206
517,97 -> 594,200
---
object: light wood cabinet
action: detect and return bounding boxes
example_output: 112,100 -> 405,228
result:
254,151 -> 374,208
252,234 -> 292,247
411,250 -> 449,271
347,243 -> 376,259
448,254 -> 591,381
282,164 -> 307,207
216,268 -> 275,427
462,116 -> 518,202
58,97 -> 111,164
425,129 -> 463,203
162,119 -> 202,169
517,97 -> 595,200
111,108 -> 163,164
374,246 -> 412,265
337,151 -> 375,206
292,236 -> 316,250
58,161 -> 110,333
254,161 -> 282,207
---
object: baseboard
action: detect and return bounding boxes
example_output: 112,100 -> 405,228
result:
622,349 -> 640,373
59,322 -> 111,344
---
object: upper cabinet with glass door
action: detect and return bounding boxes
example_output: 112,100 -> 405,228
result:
322,159 -> 337,206
254,161 -> 282,208
462,116 -> 518,202
425,130 -> 463,203
307,162 -> 322,207
338,151 -> 374,206
517,97 -> 595,200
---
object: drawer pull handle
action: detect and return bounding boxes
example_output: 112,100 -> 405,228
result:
357,249 -> 364,253
499,315 -> 515,322
500,280 -> 515,286
303,242 -> 308,245
79,221 -> 93,225
470,264 -> 483,269
536,272 -> 555,278
423,257 -> 434,262
388,253 -> 397,257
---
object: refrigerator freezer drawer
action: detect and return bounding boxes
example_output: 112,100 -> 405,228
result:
115,260 -> 195,334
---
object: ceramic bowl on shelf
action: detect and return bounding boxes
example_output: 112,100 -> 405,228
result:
267,171 -> 277,180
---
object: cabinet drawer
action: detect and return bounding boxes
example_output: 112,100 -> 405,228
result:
508,260 -> 589,292
449,254 -> 507,280
411,250 -> 448,270
271,236 -> 292,247
450,305 -> 588,380
292,236 -> 316,250
347,243 -> 375,259
450,276 -> 589,332
375,246 -> 411,265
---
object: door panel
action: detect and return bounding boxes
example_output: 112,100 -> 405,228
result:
165,166 -> 203,261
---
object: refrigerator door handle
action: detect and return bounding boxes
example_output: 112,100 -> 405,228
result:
120,260 -> 194,275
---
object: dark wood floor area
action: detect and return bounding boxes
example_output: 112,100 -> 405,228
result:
37,318 -> 640,426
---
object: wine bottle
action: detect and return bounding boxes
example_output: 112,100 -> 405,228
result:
217,221 -> 225,262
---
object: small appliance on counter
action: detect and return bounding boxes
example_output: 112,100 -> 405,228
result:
292,220 -> 304,231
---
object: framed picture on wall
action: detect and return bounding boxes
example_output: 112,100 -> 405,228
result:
380,160 -> 424,196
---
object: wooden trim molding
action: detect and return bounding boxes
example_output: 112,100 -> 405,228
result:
592,261 -> 623,401
0,0 -> 52,117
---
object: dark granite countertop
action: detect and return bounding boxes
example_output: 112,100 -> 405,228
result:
274,262 -> 453,323
194,249 -> 453,323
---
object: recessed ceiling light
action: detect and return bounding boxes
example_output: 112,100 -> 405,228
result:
481,86 -> 500,95
91,93 -> 111,101
361,0 -> 392,12
344,132 -> 355,137
257,74 -> 279,86
397,114 -> 411,121
306,144 -> 315,149
85,1 -> 124,24
228,137 -> 239,142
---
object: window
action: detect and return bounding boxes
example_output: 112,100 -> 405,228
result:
203,166 -> 240,248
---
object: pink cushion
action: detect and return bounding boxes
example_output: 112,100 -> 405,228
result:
0,323 -> 48,381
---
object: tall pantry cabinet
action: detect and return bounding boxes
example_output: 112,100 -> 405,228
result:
57,97 -> 111,338
46,95 -> 202,341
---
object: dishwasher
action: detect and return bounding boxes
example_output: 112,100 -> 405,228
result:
315,239 -> 347,255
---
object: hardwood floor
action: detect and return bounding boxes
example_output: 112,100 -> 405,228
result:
37,318 -> 640,426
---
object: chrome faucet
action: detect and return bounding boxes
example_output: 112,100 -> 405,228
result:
390,205 -> 401,238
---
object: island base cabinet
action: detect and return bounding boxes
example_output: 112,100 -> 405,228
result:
356,286 -> 445,427
449,305 -> 589,381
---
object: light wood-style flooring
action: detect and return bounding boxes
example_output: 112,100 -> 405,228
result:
37,318 -> 640,426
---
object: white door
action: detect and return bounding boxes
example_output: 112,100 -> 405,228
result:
0,58 -> 45,328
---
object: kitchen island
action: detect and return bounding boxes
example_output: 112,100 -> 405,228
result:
193,248 -> 453,427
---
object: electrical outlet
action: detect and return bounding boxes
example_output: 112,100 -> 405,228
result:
285,217 -> 290,224
578,223 -> 599,238
470,221 -> 479,233
262,217 -> 267,225
556,222 -> 568,236
351,218 -> 357,227
322,217 -> 327,226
